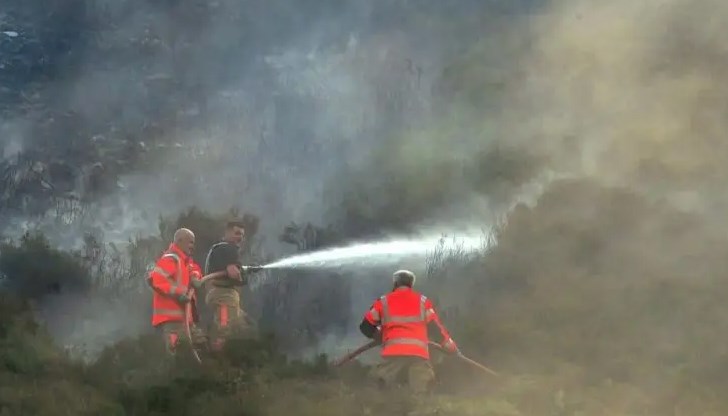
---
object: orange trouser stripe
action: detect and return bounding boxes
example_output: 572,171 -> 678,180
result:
219,305 -> 228,327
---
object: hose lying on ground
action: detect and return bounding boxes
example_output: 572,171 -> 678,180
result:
332,339 -> 499,377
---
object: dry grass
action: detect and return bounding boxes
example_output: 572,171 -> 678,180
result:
3,178 -> 728,415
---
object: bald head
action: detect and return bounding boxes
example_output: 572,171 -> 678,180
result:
173,228 -> 195,255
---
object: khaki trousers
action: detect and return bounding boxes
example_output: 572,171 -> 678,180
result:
205,287 -> 254,351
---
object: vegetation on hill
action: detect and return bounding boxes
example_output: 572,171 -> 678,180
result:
2,178 -> 728,415
4,1 -> 728,414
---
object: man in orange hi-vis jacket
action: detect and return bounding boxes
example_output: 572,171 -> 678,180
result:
147,228 -> 206,355
359,270 -> 459,396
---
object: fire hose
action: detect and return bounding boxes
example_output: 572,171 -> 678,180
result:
183,265 -> 265,364
332,339 -> 499,377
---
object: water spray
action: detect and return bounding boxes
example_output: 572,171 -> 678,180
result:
250,171 -> 565,271
253,230 -> 496,270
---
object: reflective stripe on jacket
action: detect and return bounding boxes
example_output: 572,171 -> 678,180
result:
364,286 -> 452,360
148,243 -> 201,326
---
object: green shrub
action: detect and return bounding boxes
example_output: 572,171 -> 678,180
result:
6,177 -> 728,415
0,231 -> 90,299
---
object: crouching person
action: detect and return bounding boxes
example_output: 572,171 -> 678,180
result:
359,270 -> 460,399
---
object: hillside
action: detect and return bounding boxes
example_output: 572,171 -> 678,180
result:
4,0 -> 728,415
2,179 -> 728,415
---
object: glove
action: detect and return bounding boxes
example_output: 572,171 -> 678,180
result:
373,329 -> 383,344
442,338 -> 459,354
178,293 -> 191,304
190,278 -> 203,289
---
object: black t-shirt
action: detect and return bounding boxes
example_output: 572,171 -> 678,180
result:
204,241 -> 242,287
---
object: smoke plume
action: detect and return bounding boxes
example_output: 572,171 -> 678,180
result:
319,0 -> 728,366
4,0 -> 728,363
1,0 -> 528,357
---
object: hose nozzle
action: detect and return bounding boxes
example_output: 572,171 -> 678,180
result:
240,264 -> 264,273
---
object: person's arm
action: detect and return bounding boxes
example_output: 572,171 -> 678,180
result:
359,319 -> 379,339
424,298 -> 459,353
190,262 -> 203,289
190,262 -> 202,278
359,299 -> 383,341
149,257 -> 188,302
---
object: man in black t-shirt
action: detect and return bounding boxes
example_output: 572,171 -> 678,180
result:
203,220 -> 251,351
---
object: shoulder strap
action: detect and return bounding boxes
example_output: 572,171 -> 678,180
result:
204,241 -> 227,275
162,252 -> 183,284
162,253 -> 180,263
380,294 -> 389,324
419,294 -> 427,321
144,251 -> 182,292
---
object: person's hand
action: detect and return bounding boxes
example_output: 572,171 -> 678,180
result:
227,264 -> 242,280
442,338 -> 459,354
178,293 -> 191,304
190,278 -> 203,289
373,329 -> 383,344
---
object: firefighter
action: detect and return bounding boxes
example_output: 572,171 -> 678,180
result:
359,269 -> 459,397
147,228 -> 206,356
203,219 -> 253,352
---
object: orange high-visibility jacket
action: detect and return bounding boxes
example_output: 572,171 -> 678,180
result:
147,243 -> 201,327
363,286 -> 452,360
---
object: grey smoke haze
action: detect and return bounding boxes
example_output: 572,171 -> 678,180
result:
2,0 -> 531,245
315,0 -> 728,360
340,0 -> 728,230
2,0 -> 545,357
6,0 -> 727,361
